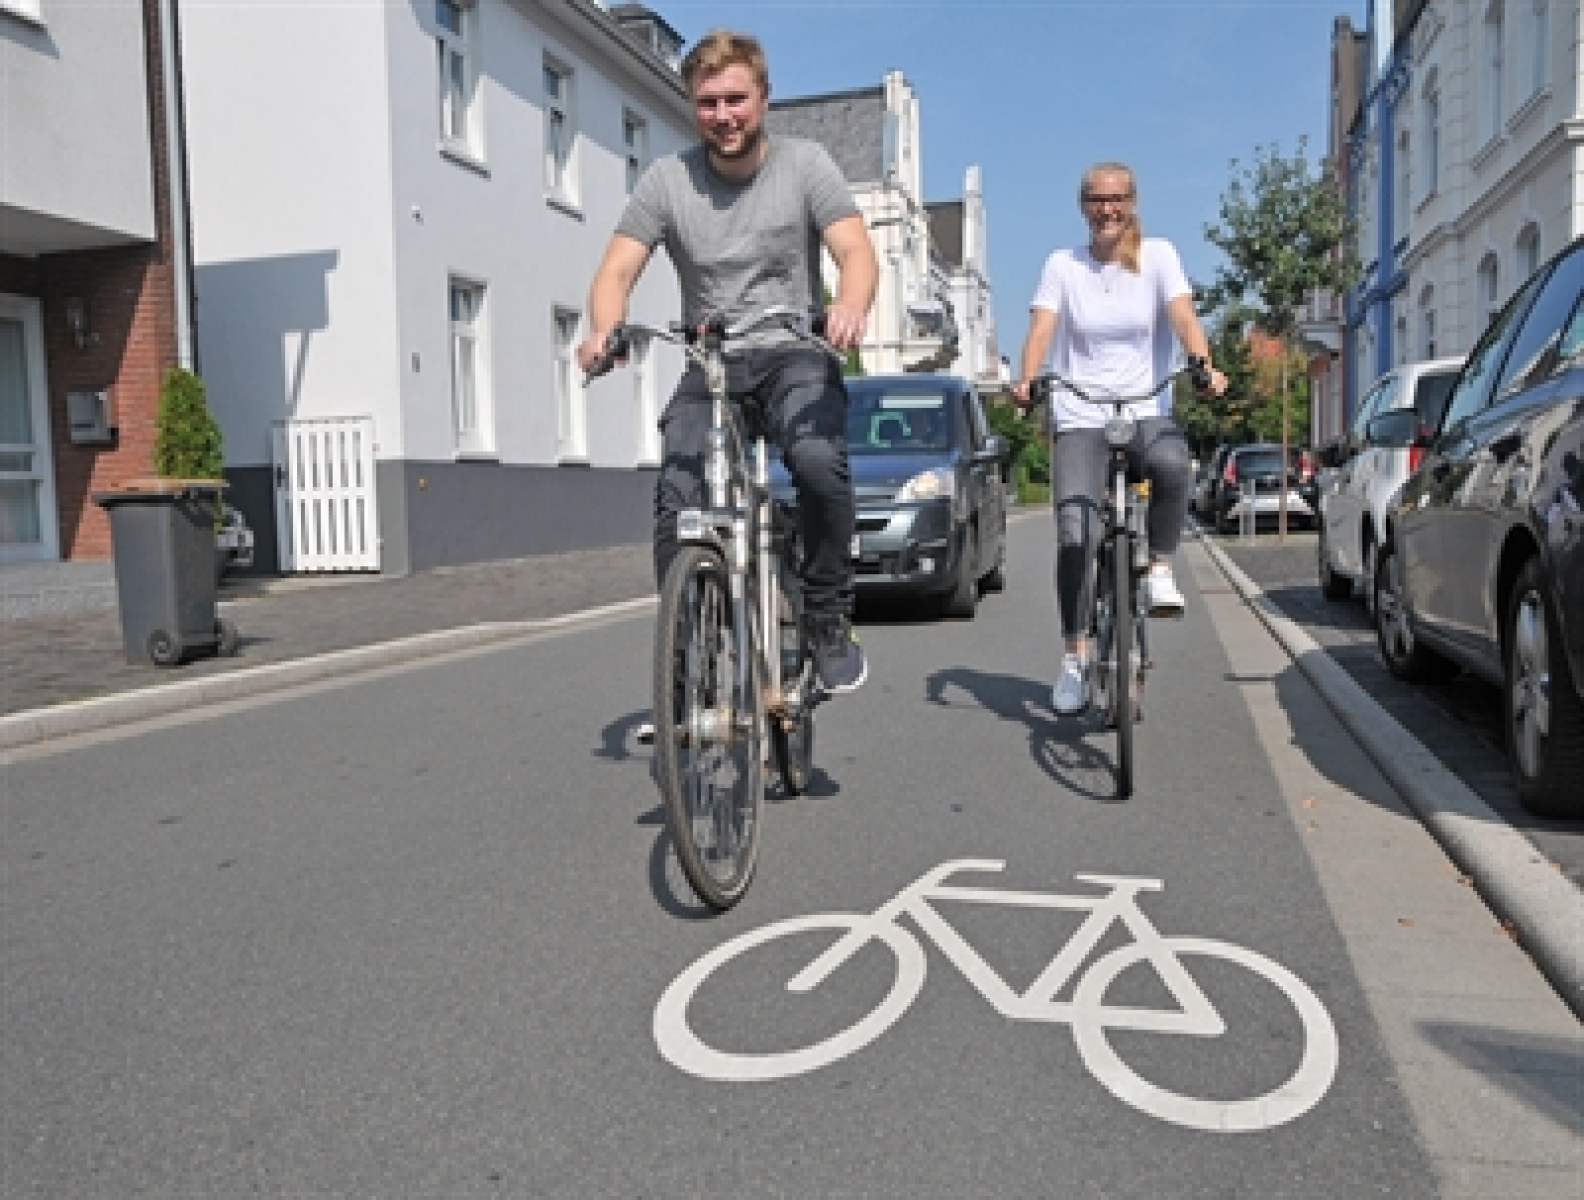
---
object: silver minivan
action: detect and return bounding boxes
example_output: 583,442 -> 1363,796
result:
1316,357 -> 1462,608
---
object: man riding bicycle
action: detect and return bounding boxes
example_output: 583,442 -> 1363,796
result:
1013,161 -> 1227,716
576,29 -> 878,716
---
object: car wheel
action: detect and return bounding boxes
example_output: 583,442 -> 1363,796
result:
1503,558 -> 1584,819
1373,541 -> 1457,682
940,525 -> 979,619
1317,522 -> 1352,600
980,541 -> 1007,593
1361,539 -> 1379,618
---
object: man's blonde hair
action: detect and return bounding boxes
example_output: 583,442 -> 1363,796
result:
1080,161 -> 1142,273
680,30 -> 770,94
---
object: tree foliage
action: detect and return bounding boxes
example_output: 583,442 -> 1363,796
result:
153,366 -> 224,481
1201,138 -> 1360,341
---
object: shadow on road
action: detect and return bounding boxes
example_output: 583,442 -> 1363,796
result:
1416,1021 -> 1584,1136
924,665 -> 1124,803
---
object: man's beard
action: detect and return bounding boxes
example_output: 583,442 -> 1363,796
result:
710,124 -> 765,162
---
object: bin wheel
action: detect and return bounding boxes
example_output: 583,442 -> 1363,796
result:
148,630 -> 183,667
216,619 -> 240,658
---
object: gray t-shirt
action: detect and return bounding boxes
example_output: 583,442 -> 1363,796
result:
617,135 -> 858,347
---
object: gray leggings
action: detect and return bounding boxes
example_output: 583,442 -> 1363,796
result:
1051,417 -> 1192,639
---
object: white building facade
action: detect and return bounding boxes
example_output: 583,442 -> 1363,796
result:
179,0 -> 695,574
1342,0 -> 1582,435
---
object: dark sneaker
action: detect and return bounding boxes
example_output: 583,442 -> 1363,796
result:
812,615 -> 868,694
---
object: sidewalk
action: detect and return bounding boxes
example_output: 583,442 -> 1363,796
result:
1,546 -> 655,721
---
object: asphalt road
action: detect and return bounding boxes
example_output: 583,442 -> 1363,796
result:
3,516 -> 1577,1196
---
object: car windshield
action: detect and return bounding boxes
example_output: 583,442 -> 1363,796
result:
845,387 -> 953,454
1234,450 -> 1291,476
1413,371 -> 1458,430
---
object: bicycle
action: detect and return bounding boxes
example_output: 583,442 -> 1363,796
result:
653,858 -> 1339,1132
1029,358 -> 1209,798
586,305 -> 842,910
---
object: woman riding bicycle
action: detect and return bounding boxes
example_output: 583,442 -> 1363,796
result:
1013,161 -> 1228,716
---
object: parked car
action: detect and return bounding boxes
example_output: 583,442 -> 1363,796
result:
1372,234 -> 1584,817
1316,356 -> 1463,606
1191,444 -> 1232,520
772,374 -> 1010,617
1211,443 -> 1316,533
216,505 -> 254,580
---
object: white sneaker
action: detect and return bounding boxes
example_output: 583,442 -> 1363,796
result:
1141,566 -> 1185,618
1051,653 -> 1090,715
636,720 -> 656,745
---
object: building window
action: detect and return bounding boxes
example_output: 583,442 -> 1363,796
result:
630,332 -> 660,464
1483,0 -> 1505,142
437,0 -> 478,155
1421,83 -> 1440,197
1396,313 -> 1408,366
450,280 -> 491,454
1522,0 -> 1548,98
1516,223 -> 1540,281
1397,129 -> 1411,229
553,308 -> 585,460
623,111 -> 648,193
1419,287 -> 1437,359
1478,253 -> 1500,327
544,58 -> 576,202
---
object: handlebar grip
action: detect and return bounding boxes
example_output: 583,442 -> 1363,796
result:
1187,354 -> 1212,392
585,326 -> 631,380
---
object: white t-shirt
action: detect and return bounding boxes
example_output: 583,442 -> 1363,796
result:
1029,237 -> 1192,431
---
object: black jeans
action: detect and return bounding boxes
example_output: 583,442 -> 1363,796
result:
1051,417 -> 1192,639
654,346 -> 855,618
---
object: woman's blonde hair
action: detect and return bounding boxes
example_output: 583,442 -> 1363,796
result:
1080,161 -> 1141,273
680,30 -> 770,95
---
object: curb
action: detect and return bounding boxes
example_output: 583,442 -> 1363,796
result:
1195,529 -> 1584,1019
0,596 -> 656,754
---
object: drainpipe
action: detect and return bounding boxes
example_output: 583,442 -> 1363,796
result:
158,0 -> 195,371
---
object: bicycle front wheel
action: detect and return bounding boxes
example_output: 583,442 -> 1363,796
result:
1111,537 -> 1135,799
654,545 -> 766,910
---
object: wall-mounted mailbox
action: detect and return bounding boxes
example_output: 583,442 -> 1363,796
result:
66,390 -> 116,445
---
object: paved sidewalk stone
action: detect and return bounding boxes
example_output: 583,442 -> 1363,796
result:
1,546 -> 655,719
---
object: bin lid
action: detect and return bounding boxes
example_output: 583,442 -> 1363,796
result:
92,477 -> 229,506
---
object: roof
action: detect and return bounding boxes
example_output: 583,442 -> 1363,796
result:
766,88 -> 886,183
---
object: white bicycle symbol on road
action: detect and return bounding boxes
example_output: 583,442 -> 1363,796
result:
654,859 -> 1339,1132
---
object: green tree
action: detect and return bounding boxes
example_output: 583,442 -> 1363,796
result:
153,366 -> 223,481
1203,139 -> 1359,536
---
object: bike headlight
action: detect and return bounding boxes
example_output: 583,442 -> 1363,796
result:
895,468 -> 956,503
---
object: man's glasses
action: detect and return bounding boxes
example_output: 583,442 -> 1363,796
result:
1082,193 -> 1134,207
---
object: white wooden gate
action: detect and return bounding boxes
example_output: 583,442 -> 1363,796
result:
271,416 -> 380,572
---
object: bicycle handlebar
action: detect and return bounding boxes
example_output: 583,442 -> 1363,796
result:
584,305 -> 838,384
1028,355 -> 1211,410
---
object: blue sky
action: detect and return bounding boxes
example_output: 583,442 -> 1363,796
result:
655,0 -> 1354,366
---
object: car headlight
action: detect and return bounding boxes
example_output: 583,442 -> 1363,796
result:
895,468 -> 956,503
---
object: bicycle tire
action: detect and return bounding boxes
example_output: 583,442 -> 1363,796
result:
1112,533 -> 1135,799
654,545 -> 766,910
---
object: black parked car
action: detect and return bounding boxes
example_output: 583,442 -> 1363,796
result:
1209,443 -> 1318,533
773,374 -> 1010,617
1371,234 -> 1584,817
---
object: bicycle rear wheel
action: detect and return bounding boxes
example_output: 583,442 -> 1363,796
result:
1112,535 -> 1135,798
654,545 -> 766,910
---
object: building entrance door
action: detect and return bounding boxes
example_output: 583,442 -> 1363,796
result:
0,300 -> 59,562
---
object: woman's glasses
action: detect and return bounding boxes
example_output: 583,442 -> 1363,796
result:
1082,193 -> 1134,207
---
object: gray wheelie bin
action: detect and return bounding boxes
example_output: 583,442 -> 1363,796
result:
93,479 -> 239,666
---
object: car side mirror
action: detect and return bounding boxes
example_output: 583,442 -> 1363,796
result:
1366,407 -> 1419,449
976,434 -> 1011,464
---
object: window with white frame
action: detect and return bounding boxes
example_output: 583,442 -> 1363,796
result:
544,58 -> 576,202
1396,313 -> 1409,366
623,111 -> 648,193
450,279 -> 492,453
630,332 -> 661,464
1421,81 -> 1440,198
1483,0 -> 1505,142
1522,0 -> 1548,99
1419,287 -> 1437,358
1478,253 -> 1500,325
553,308 -> 585,459
436,0 -> 479,155
1397,129 -> 1411,232
1516,223 -> 1540,281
